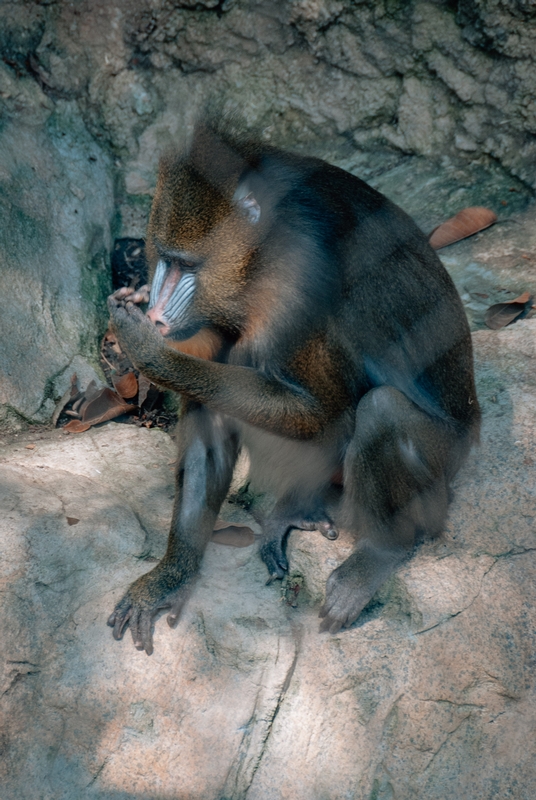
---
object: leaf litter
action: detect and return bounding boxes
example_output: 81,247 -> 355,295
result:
484,291 -> 535,330
429,207 -> 498,249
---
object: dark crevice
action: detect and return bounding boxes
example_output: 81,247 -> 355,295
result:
243,641 -> 300,797
1,668 -> 40,698
25,52 -> 79,100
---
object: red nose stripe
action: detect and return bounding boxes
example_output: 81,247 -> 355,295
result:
147,266 -> 182,329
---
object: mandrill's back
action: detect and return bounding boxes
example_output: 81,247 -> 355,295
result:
227,142 -> 478,435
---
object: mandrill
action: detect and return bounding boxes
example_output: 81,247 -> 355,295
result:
107,122 -> 480,655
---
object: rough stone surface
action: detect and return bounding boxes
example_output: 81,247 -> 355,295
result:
1,304 -> 535,799
3,0 -> 536,217
437,200 -> 536,330
0,62 -> 114,430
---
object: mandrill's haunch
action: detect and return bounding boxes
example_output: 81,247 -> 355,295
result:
107,121 -> 480,655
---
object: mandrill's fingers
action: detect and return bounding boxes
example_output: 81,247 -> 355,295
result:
165,583 -> 192,629
112,286 -> 132,301
107,597 -> 134,640
137,612 -> 154,656
107,598 -> 155,655
109,284 -> 151,309
127,284 -> 151,305
112,609 -> 131,641
107,562 -> 194,654
318,613 -> 343,635
129,610 -> 140,648
108,294 -> 165,362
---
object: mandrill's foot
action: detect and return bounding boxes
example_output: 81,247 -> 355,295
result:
260,506 -> 339,584
260,537 -> 288,584
319,544 -> 406,634
107,562 -> 193,655
296,514 -> 339,541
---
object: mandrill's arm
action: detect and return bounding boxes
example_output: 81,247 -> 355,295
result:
108,296 -> 335,440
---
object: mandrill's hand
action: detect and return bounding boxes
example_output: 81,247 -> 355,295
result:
107,560 -> 194,655
108,290 -> 166,371
112,284 -> 151,305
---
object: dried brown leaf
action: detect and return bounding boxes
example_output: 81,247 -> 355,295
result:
81,380 -> 101,406
113,371 -> 138,399
63,419 -> 92,433
80,387 -> 136,426
211,518 -> 256,547
429,207 -> 498,250
484,291 -> 534,330
70,372 -> 79,397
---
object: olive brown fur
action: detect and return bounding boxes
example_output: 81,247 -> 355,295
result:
107,121 -> 480,654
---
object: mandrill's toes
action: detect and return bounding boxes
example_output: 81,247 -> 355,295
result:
318,606 -> 354,635
318,612 -> 345,635
318,564 -> 372,634
265,571 -> 284,586
317,521 -> 339,540
260,540 -> 289,582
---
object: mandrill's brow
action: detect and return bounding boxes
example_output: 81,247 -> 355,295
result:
154,240 -> 203,267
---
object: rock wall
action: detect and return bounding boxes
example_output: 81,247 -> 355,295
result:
4,0 -> 536,196
1,0 -> 536,428
0,65 -> 114,428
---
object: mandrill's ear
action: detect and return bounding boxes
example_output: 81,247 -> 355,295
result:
233,186 -> 261,224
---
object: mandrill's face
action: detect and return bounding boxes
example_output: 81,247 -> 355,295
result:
144,156 -> 263,344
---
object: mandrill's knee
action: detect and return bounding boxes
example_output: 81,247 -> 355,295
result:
354,385 -> 417,443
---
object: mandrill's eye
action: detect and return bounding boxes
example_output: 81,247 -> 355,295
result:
175,254 -> 204,273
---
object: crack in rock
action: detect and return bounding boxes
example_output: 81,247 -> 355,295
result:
220,636 -> 299,800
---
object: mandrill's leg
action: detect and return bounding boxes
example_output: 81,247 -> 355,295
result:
260,493 -> 339,583
320,386 -> 463,634
108,407 -> 239,654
